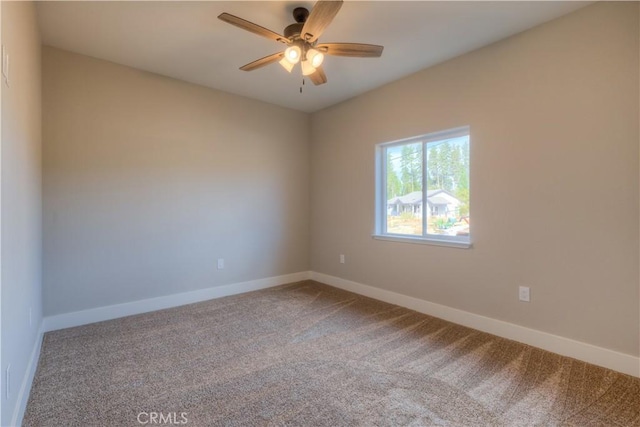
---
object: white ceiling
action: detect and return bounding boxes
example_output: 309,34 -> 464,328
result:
37,1 -> 591,113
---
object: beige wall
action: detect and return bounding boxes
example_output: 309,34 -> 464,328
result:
42,47 -> 310,315
39,1 -> 640,360
310,2 -> 639,356
1,2 -> 42,425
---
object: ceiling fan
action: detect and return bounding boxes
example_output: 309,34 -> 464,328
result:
218,0 -> 383,86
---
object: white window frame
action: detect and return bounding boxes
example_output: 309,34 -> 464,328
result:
373,126 -> 471,249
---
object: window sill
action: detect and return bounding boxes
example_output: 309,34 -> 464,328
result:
372,234 -> 472,249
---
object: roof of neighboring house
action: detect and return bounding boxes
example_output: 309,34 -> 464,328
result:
428,196 -> 451,205
388,189 -> 460,206
388,191 -> 422,205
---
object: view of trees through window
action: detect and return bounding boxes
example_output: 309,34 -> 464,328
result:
384,132 -> 470,238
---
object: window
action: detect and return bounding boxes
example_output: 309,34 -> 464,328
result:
375,127 -> 471,248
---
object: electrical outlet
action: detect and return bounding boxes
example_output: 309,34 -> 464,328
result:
217,258 -> 224,270
519,286 -> 530,302
339,254 -> 345,264
6,365 -> 10,399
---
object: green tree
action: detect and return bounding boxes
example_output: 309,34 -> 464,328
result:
438,142 -> 453,191
459,143 -> 470,189
386,152 -> 402,199
450,147 -> 462,190
400,144 -> 422,195
455,140 -> 470,216
427,146 -> 441,189
456,188 -> 470,217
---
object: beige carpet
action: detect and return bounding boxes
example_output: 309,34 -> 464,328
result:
24,281 -> 639,426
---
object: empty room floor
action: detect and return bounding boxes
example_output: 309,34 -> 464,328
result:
24,281 -> 639,426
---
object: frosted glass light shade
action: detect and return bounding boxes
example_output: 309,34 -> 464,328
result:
284,46 -> 301,64
279,57 -> 295,72
306,49 -> 324,68
301,60 -> 316,76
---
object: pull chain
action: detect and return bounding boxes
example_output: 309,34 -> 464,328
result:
300,78 -> 305,94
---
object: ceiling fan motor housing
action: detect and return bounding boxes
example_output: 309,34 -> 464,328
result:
292,7 -> 309,23
284,7 -> 309,39
284,23 -> 304,40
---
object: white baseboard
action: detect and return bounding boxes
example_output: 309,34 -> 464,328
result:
39,269 -> 639,378
11,325 -> 44,427
310,271 -> 640,377
43,271 -> 310,332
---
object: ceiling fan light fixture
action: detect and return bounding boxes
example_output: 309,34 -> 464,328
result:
306,48 -> 324,68
301,59 -> 316,76
284,45 -> 301,64
219,1 -> 382,86
279,57 -> 295,72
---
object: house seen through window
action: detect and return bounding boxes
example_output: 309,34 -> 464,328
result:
376,127 -> 470,247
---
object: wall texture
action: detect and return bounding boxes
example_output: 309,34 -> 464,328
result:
310,2 -> 639,356
42,47 -> 310,316
1,2 -> 42,425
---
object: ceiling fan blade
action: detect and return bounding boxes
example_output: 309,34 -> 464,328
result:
317,43 -> 384,58
240,52 -> 285,71
301,0 -> 343,43
218,13 -> 289,44
308,66 -> 327,85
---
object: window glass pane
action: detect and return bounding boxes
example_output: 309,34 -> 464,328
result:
385,142 -> 423,236
425,135 -> 470,237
